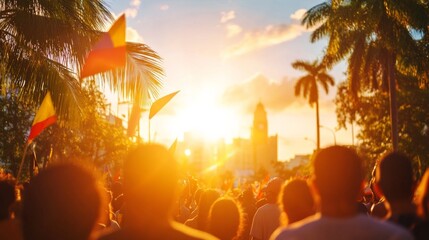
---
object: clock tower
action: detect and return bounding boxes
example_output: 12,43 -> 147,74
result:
229,102 -> 278,177
252,102 -> 268,145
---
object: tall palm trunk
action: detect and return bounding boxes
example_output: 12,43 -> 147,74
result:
388,53 -> 398,150
316,99 -> 320,150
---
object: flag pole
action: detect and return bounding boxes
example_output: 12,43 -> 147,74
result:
148,118 -> 151,143
16,143 -> 30,183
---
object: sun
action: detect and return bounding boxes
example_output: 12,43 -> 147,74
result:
176,91 -> 240,142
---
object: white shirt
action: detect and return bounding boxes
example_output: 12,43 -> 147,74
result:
270,213 -> 413,240
250,203 -> 281,240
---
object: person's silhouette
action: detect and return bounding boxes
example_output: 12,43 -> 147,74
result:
99,143 -> 217,240
22,163 -> 102,240
271,146 -> 413,240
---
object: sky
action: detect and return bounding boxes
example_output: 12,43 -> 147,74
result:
106,0 -> 354,161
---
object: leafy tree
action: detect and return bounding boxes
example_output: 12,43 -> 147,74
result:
0,0 -> 163,123
292,59 -> 335,150
335,78 -> 429,180
0,84 -> 132,180
303,0 -> 429,151
34,83 -> 133,172
0,0 -> 111,119
0,90 -> 33,175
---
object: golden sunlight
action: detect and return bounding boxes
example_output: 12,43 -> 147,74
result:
175,90 -> 240,142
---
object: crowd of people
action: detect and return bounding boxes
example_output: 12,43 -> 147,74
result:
0,144 -> 429,240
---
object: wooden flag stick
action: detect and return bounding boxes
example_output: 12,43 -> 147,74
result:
148,119 -> 151,143
16,143 -> 30,183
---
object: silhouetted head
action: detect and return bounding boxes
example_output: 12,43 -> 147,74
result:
376,152 -> 414,202
239,187 -> 255,204
196,189 -> 220,230
281,178 -> 315,224
312,146 -> 363,202
22,163 -> 102,240
0,179 -> 16,221
264,177 -> 283,203
208,197 -> 243,240
123,143 -> 178,221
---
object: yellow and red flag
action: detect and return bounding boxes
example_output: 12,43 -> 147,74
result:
80,14 -> 126,78
27,92 -> 57,143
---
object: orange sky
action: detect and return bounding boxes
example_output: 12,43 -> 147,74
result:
106,0 -> 355,161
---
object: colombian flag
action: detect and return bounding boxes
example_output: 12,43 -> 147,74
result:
27,92 -> 57,143
80,14 -> 126,78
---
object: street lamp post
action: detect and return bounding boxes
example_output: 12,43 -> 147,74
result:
319,125 -> 337,145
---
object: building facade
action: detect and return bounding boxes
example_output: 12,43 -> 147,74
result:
228,102 -> 278,177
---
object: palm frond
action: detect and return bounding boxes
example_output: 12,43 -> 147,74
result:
302,2 -> 331,29
99,42 -> 164,106
318,73 -> 335,94
384,0 -> 428,30
292,60 -> 315,73
294,77 -> 305,97
3,39 -> 83,121
347,33 -> 367,94
310,22 -> 329,43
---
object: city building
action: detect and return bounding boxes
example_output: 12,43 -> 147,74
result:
227,102 -> 278,177
175,102 -> 278,179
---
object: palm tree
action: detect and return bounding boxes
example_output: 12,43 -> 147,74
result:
0,0 -> 163,122
302,0 -> 429,150
293,59 -> 335,150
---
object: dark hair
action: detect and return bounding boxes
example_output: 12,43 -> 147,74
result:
208,197 -> 243,240
196,189 -> 220,230
22,163 -> 101,240
313,146 -> 363,201
376,152 -> 414,201
281,178 -> 315,224
123,143 -> 178,219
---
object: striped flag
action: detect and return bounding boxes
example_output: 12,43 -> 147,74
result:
27,92 -> 57,143
80,14 -> 126,78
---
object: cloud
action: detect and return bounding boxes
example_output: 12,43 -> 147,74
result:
126,27 -> 144,42
124,8 -> 138,18
226,24 -> 242,38
221,11 -> 236,23
124,0 -> 141,18
130,0 -> 141,7
290,9 -> 307,21
160,4 -> 170,11
222,23 -> 307,58
222,8 -> 312,58
221,74 -> 303,113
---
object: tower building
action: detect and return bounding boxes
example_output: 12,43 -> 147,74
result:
228,102 -> 278,177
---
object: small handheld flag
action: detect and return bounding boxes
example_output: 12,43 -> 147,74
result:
27,92 -> 57,143
149,91 -> 180,120
81,14 -> 126,78
18,92 -> 57,181
169,138 -> 178,154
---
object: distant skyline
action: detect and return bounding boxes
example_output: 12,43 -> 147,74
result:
106,0 -> 354,160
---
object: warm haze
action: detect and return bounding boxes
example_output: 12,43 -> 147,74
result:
107,0 -> 353,161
